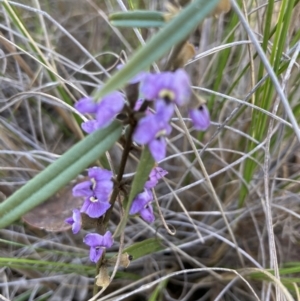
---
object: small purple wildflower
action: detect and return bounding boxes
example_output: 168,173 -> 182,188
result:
75,92 -> 125,133
145,166 -> 168,189
129,189 -> 155,223
133,100 -> 173,161
72,167 -> 113,201
80,196 -> 111,218
65,209 -> 82,234
72,167 -> 113,218
83,231 -> 114,263
140,69 -> 191,106
189,105 -> 210,131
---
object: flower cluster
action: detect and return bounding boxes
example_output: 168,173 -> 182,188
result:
65,167 -> 114,263
133,69 -> 210,161
75,68 -> 210,162
67,68 -> 210,262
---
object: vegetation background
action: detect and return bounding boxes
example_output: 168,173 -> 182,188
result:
0,0 -> 300,300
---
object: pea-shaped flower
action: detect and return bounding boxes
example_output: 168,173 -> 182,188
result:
73,167 -> 113,218
129,189 -> 155,223
133,100 -> 173,161
84,231 -> 114,263
140,69 -> 191,106
65,209 -> 82,234
73,167 -> 113,202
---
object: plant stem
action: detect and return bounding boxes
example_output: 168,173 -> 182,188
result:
93,123 -> 135,295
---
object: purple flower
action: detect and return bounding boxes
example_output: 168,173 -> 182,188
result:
72,167 -> 113,218
145,166 -> 168,189
83,231 -> 114,263
80,196 -> 111,218
140,69 -> 191,106
75,92 -> 125,133
130,189 -> 155,223
133,100 -> 173,161
189,105 -> 210,131
72,167 -> 113,202
65,209 -> 82,234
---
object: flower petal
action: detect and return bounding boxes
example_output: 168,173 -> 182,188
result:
94,183 -> 113,202
133,115 -> 158,145
130,189 -> 153,215
189,105 -> 210,131
65,216 -> 74,225
81,120 -> 99,134
72,181 -> 93,197
155,99 -> 174,123
145,167 -> 168,189
102,231 -> 114,248
88,167 -> 112,182
83,233 -> 104,247
89,247 -> 104,263
140,73 -> 160,100
149,138 -> 167,162
75,97 -> 98,114
172,69 -> 191,106
134,99 -> 144,111
71,209 -> 82,234
95,91 -> 124,128
81,198 -> 111,218
140,203 -> 155,223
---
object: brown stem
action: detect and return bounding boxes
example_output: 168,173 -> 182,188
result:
101,124 -> 135,229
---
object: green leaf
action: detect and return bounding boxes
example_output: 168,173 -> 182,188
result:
94,0 -> 220,100
109,10 -> 165,28
114,147 -> 154,237
0,122 -> 122,229
127,147 -> 155,209
123,237 -> 164,260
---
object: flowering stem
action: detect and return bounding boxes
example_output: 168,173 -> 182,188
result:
93,123 -> 135,295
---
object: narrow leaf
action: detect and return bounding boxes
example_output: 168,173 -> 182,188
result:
114,147 -> 154,237
0,122 -> 122,229
123,237 -> 163,260
109,10 -> 165,28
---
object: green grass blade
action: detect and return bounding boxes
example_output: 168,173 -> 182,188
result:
109,10 -> 165,28
149,279 -> 168,301
0,122 -> 122,229
239,0 -> 297,206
